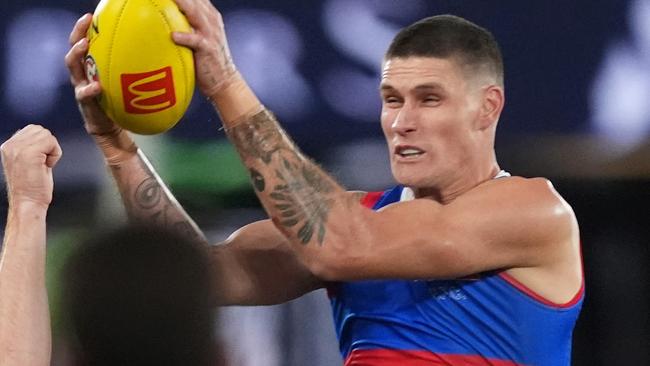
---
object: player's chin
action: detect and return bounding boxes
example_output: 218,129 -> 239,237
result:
391,165 -> 426,188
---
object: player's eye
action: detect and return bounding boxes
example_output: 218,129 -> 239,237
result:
383,96 -> 402,105
423,95 -> 440,102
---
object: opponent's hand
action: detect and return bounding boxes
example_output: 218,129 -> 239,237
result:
1,125 -> 62,209
64,13 -> 120,137
172,0 -> 239,99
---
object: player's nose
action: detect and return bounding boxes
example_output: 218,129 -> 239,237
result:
390,106 -> 418,136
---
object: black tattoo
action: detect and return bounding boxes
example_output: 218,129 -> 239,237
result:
271,159 -> 335,245
218,42 -> 232,70
226,110 -> 286,164
126,158 -> 205,244
228,110 -> 337,246
250,168 -> 265,192
135,177 -> 162,209
149,208 -> 167,226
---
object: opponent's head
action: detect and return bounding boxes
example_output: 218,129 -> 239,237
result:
63,225 -> 223,366
380,15 -> 505,195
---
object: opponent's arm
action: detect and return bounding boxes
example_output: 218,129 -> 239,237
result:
173,0 -> 580,286
0,125 -> 62,366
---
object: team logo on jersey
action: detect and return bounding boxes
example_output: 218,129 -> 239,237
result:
121,66 -> 176,114
84,55 -> 99,82
428,281 -> 468,301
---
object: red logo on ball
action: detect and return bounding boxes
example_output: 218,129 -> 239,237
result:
121,66 -> 176,114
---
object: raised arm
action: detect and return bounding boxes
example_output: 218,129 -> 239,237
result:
65,14 -> 205,242
0,125 -> 62,366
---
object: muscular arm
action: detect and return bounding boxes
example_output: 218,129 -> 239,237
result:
213,82 -> 579,286
209,191 -> 364,305
243,114 -> 576,282
211,220 -> 324,305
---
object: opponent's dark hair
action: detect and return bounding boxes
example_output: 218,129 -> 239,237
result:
386,15 -> 504,86
63,224 -> 222,366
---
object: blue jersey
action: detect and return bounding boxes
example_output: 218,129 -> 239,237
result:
328,186 -> 584,366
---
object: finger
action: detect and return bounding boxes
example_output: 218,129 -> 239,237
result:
65,38 -> 89,85
75,81 -> 102,103
69,13 -> 92,46
12,124 -> 41,138
174,0 -> 210,30
21,127 -> 61,168
8,124 -> 48,147
10,125 -> 27,137
174,0 -> 196,20
45,137 -> 63,168
171,31 -> 202,50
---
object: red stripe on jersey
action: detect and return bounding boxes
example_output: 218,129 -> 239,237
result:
345,349 -> 522,366
361,191 -> 384,208
498,241 -> 585,309
498,272 -> 584,308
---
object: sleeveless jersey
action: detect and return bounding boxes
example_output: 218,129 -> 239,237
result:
328,185 -> 584,366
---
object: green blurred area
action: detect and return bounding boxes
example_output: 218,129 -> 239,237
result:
159,139 -> 256,208
46,228 -> 88,338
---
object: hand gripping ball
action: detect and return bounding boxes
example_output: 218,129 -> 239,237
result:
85,0 -> 195,135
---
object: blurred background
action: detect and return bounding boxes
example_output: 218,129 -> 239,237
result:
0,0 -> 648,365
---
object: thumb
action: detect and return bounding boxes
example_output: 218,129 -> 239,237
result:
45,140 -> 63,168
172,31 -> 201,50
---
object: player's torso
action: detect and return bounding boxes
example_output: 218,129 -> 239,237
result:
328,185 -> 583,366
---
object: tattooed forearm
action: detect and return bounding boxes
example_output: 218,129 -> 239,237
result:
109,150 -> 207,243
227,109 -> 287,164
270,157 -> 335,244
227,109 -> 344,246
135,177 -> 162,209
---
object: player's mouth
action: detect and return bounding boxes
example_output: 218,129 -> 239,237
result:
394,145 -> 425,161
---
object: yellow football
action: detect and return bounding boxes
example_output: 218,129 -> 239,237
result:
85,0 -> 195,135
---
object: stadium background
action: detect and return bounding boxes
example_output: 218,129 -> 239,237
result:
0,0 -> 648,364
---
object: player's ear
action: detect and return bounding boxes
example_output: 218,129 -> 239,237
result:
478,85 -> 504,130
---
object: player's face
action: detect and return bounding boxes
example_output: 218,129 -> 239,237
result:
380,56 -> 485,190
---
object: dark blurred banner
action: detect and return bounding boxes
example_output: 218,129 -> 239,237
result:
1,1 -> 647,145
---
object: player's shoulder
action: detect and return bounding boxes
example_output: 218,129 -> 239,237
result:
486,175 -> 576,220
485,174 -> 557,195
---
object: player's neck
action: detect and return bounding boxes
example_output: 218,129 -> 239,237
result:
413,161 -> 501,204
